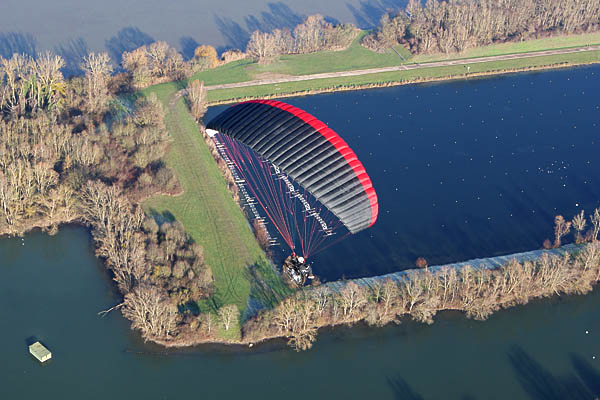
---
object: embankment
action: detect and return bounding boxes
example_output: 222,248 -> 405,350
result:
322,244 -> 580,292
159,242 -> 599,349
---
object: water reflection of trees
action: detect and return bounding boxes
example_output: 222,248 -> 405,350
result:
0,32 -> 37,59
54,37 -> 89,77
509,346 -> 599,399
105,27 -> 154,64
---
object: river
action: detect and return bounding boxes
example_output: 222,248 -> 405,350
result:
0,0 -> 406,57
2,225 -> 600,399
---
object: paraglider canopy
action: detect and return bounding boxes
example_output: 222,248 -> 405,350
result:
207,99 -> 378,235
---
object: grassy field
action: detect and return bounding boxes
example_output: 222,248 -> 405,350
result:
191,31 -> 410,84
244,31 -> 411,76
413,32 -> 600,62
191,30 -> 600,92
140,82 -> 290,338
206,49 -> 600,103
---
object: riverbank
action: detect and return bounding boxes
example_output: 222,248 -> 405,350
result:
149,242 -> 600,349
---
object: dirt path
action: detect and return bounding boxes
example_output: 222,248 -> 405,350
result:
206,45 -> 600,91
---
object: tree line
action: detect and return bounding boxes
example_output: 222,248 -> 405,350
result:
363,0 -> 600,54
238,208 -> 600,350
242,240 -> 600,350
245,14 -> 359,64
81,181 -> 213,341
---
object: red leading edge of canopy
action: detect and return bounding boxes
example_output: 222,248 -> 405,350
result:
242,99 -> 379,228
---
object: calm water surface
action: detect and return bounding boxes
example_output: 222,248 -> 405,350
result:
2,226 -> 600,399
0,0 -> 404,55
206,65 -> 600,281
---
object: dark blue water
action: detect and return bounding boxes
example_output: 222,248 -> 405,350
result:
2,226 -> 600,399
207,65 -> 600,281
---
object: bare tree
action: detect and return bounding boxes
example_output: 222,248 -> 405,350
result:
122,284 -> 179,340
274,297 -> 296,332
186,79 -> 207,121
246,31 -> 280,64
81,181 -> 146,292
33,52 -> 65,111
554,215 -> 571,247
591,208 -> 600,242
338,281 -> 367,320
218,304 -> 239,331
572,210 -> 586,244
364,0 -> 600,55
122,42 -> 188,88
200,313 -> 216,337
294,15 -> 327,54
380,278 -> 399,323
81,52 -> 113,114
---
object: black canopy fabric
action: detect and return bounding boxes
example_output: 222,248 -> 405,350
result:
207,99 -> 378,234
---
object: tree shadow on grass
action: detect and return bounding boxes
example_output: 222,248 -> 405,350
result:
0,32 -> 37,59
243,257 -> 294,319
146,208 -> 176,226
54,37 -> 89,78
508,346 -> 595,400
105,26 -> 154,65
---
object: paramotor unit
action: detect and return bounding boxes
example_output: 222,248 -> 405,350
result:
282,253 -> 314,287
206,99 -> 378,283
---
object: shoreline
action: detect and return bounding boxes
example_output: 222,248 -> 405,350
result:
151,242 -> 597,349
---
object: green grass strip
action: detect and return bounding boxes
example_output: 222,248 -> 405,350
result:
140,82 -> 290,325
206,50 -> 600,103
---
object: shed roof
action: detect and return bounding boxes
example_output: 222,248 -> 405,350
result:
29,342 -> 51,362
